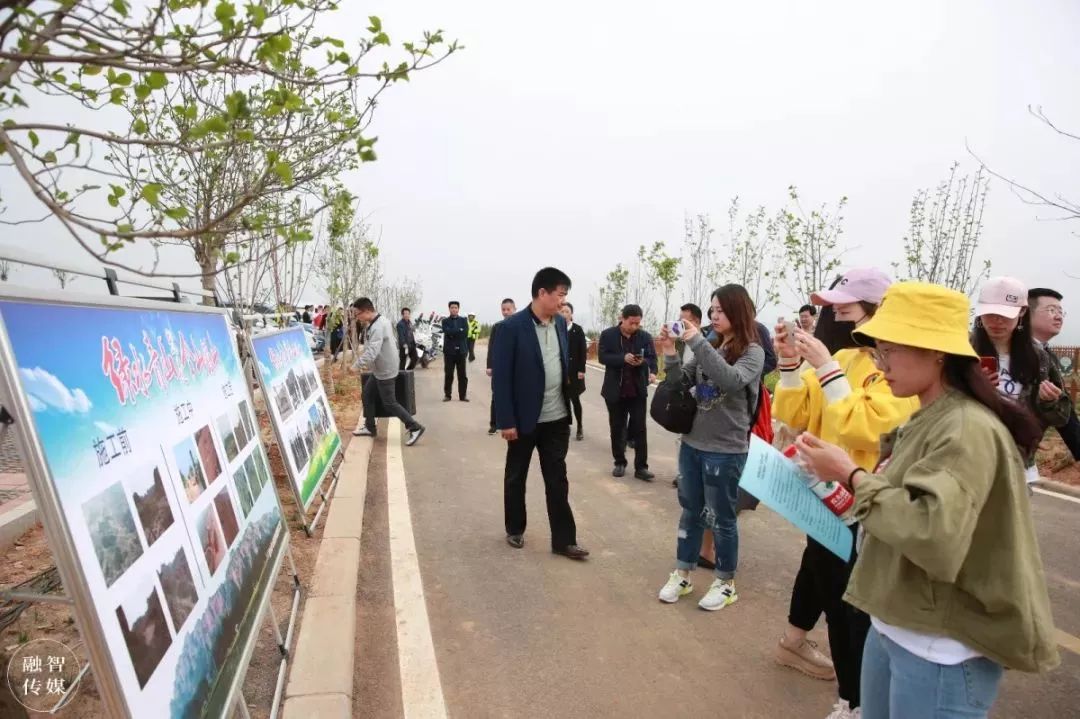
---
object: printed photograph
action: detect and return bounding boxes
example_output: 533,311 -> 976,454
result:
196,504 -> 227,576
305,367 -> 320,399
233,465 -> 254,517
273,379 -> 293,420
115,579 -> 172,688
242,454 -> 262,502
83,481 -> 144,587
238,399 -> 256,448
230,404 -> 250,452
254,447 -> 271,489
287,422 -> 310,475
285,368 -> 303,407
302,419 -> 316,457
214,490 -> 240,548
315,397 -> 333,434
195,425 -> 222,484
157,547 -> 198,633
215,412 -> 239,463
173,435 -> 207,503
127,466 -> 174,548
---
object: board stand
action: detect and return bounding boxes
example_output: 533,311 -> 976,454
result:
301,453 -> 342,537
0,406 -> 304,719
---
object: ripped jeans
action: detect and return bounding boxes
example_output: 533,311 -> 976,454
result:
675,443 -> 747,579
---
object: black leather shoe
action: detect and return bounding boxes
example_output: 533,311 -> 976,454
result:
488,426 -> 497,435
553,545 -> 590,560
507,534 -> 525,549
634,469 -> 655,482
575,428 -> 584,441
460,397 -> 470,402
443,396 -> 452,402
612,464 -> 626,478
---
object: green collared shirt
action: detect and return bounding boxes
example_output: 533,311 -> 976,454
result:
534,313 -> 567,423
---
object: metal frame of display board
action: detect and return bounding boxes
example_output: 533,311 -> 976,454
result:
244,327 -> 343,537
0,286 -> 302,719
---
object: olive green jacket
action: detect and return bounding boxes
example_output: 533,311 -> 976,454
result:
844,389 -> 1060,673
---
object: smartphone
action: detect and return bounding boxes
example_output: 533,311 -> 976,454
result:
636,348 -> 645,358
670,320 -> 683,335
783,320 -> 799,348
979,356 -> 999,374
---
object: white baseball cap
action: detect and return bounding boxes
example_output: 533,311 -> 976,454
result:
975,276 -> 1028,319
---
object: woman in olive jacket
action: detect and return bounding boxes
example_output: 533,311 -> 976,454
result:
795,282 -> 1058,719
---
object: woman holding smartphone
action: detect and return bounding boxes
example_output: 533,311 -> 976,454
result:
772,268 -> 918,719
794,281 -> 1059,719
656,284 -> 764,611
971,276 -> 1070,486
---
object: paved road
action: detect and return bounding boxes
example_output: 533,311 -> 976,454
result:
353,348 -> 1080,718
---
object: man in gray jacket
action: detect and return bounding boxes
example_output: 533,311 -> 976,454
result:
350,297 -> 425,446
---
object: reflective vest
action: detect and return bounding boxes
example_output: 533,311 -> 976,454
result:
467,318 -> 481,340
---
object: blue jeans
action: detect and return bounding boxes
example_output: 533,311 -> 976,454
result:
861,626 -> 1003,719
675,444 -> 746,579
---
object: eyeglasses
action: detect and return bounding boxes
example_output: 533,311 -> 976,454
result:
1036,307 -> 1067,318
870,347 -> 900,369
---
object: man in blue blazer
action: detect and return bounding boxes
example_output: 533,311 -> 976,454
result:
492,267 -> 589,560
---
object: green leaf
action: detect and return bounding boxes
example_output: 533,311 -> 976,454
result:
109,184 -> 126,199
27,130 -> 39,149
246,2 -> 267,27
373,32 -> 390,46
132,118 -> 147,134
146,71 -> 168,90
43,151 -> 56,164
111,0 -> 129,16
141,182 -> 162,207
272,161 -> 293,184
224,251 -> 241,264
215,1 -> 236,24
367,15 -> 382,33
134,83 -> 151,100
110,88 -> 125,104
115,72 -> 132,86
236,129 -> 255,142
164,206 -> 189,220
83,65 -> 102,76
107,194 -> 119,208
359,148 -> 377,163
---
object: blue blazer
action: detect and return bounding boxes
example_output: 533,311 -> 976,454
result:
491,307 -> 571,435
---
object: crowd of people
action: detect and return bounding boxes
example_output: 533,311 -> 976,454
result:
344,264 -> 1071,719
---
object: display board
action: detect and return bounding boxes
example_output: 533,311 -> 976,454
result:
248,327 -> 340,512
0,291 -> 288,718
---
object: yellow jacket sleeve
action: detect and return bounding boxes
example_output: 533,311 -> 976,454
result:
822,354 -> 919,454
772,362 -> 822,435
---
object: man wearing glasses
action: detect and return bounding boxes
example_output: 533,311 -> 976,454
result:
1029,288 -> 1080,460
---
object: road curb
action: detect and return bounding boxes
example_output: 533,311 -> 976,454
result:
283,436 -> 375,717
1034,477 -> 1080,500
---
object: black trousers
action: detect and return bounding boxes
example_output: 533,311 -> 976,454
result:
1057,407 -> 1080,461
570,394 -> 583,430
444,352 -> 468,399
606,396 -> 647,470
504,418 -> 577,550
787,529 -> 870,708
399,342 -> 418,371
489,383 -> 497,430
468,338 -> 477,361
362,375 -> 420,433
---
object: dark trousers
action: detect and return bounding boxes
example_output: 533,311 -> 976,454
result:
788,529 -> 870,708
1057,407 -> 1080,461
570,393 -> 583,431
468,338 -> 477,362
504,418 -> 577,549
606,396 -> 648,470
362,375 -> 420,433
399,342 -> 418,371
329,329 -> 344,358
489,383 -> 497,430
444,352 -> 468,399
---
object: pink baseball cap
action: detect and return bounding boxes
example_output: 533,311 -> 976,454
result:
975,276 -> 1028,319
811,268 -> 892,306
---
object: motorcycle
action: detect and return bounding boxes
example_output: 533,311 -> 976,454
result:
412,317 -> 443,369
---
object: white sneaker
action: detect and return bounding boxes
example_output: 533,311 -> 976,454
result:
825,700 -> 853,719
406,426 -> 425,446
658,572 -> 693,603
698,578 -> 737,611
352,427 -> 375,437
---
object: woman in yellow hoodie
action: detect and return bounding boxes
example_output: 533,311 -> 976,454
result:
772,268 -> 919,719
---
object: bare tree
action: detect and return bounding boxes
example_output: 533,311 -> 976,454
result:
639,241 -> 681,324
51,268 -> 76,289
0,260 -> 11,282
711,197 -> 780,311
778,186 -> 849,306
682,213 -> 714,305
893,162 -> 991,295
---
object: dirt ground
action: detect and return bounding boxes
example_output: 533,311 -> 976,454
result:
0,362 -> 362,718
1036,431 -> 1080,487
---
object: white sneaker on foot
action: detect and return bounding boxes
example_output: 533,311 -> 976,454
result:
825,700 -> 854,719
352,427 -> 375,437
698,578 -> 737,611
406,426 -> 425,446
658,572 -> 693,603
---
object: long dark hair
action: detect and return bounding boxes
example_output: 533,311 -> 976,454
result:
709,284 -> 759,361
971,317 -> 1040,386
944,356 -> 1042,457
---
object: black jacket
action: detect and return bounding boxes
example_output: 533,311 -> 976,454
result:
487,320 -> 504,371
597,326 -> 657,403
566,323 -> 588,395
441,315 -> 469,356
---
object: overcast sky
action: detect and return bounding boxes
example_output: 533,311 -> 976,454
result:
3,0 -> 1080,338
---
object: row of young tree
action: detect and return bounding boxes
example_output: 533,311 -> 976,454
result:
0,0 -> 457,312
591,162 -> 994,332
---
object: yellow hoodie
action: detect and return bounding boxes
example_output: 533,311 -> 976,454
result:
773,348 -> 919,471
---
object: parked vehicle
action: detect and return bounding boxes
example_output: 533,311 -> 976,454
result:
412,319 -> 443,369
